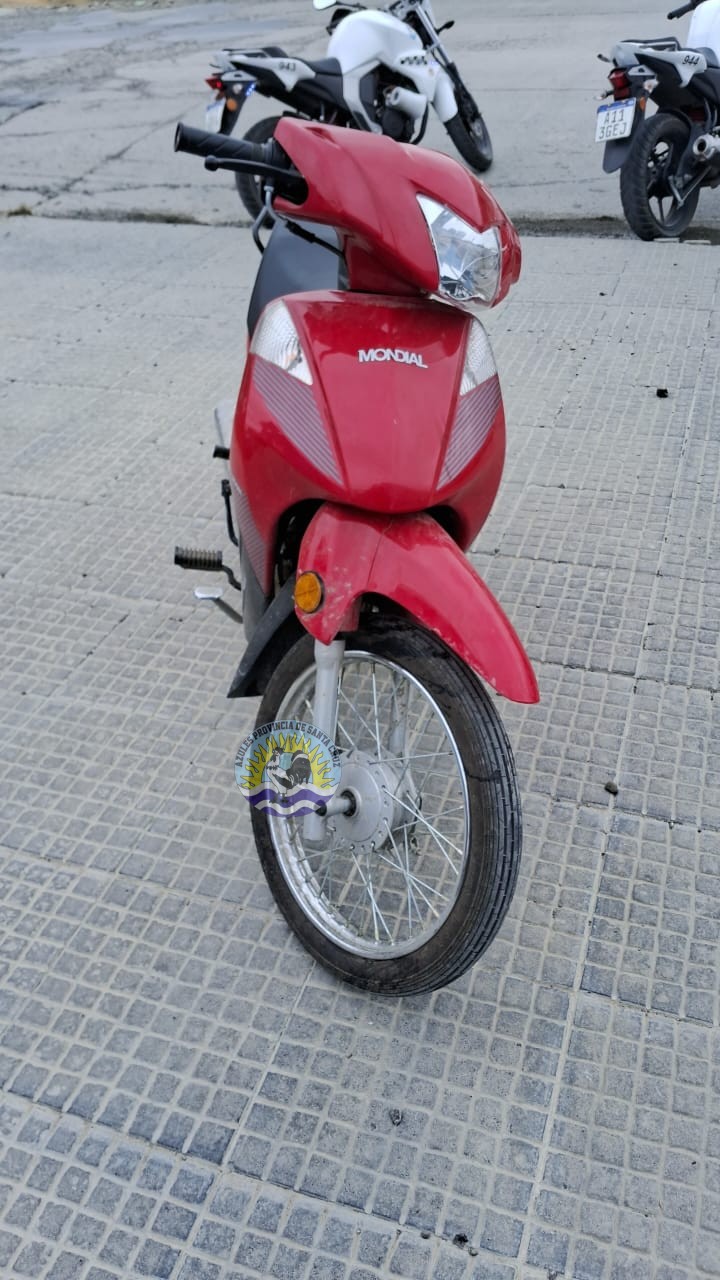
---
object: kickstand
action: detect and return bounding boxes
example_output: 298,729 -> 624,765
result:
210,597 -> 244,626
194,586 -> 243,626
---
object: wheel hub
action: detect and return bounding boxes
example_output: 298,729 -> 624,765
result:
329,753 -> 404,855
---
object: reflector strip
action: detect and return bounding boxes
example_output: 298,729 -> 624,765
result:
440,374 -> 501,485
230,475 -> 267,586
254,358 -> 341,484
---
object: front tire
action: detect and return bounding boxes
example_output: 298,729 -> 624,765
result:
445,106 -> 493,173
620,112 -> 699,240
234,114 -> 282,221
251,619 -> 522,995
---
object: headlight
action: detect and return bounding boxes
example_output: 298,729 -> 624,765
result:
417,195 -> 501,308
250,299 -> 313,385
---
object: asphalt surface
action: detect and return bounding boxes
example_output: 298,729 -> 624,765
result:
1,0 -> 720,233
1,3 -> 720,1280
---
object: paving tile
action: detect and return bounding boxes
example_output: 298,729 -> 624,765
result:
581,814 -> 720,1024
1,183 -> 719,1280
526,993 -> 719,1278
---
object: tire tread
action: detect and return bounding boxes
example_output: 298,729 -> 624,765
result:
620,112 -> 699,240
445,111 -> 493,173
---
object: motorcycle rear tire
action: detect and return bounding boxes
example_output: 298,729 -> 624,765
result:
620,112 -> 699,240
250,619 -> 522,995
445,108 -> 493,173
234,114 -> 282,222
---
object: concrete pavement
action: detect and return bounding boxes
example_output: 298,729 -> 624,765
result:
1,3 -> 720,1279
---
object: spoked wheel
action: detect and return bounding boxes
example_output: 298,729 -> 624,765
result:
620,112 -> 700,240
234,114 -> 282,222
251,620 -> 521,994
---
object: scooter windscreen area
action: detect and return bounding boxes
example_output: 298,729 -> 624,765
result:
247,220 -> 343,337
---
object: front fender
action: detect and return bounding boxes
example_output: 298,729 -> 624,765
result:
296,505 -> 539,704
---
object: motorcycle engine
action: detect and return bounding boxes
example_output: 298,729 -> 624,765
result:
379,105 -> 414,141
376,70 -> 417,142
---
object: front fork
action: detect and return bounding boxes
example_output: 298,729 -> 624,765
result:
303,638 -> 346,843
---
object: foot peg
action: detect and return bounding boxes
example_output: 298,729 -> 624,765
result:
174,546 -> 242,593
174,547 -> 223,572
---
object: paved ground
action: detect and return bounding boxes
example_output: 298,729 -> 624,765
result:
2,2 -> 720,1279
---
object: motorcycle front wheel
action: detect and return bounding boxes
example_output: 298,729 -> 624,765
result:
445,101 -> 493,173
250,619 -> 521,995
620,112 -> 699,240
233,114 -> 282,220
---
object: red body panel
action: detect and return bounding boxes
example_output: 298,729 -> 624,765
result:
273,119 -> 521,299
226,120 -> 536,704
296,505 -> 539,704
231,293 -> 505,592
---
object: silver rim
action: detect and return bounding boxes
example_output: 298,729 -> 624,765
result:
268,650 -> 471,959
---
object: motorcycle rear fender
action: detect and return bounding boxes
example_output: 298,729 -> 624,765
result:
224,54 -> 314,93
295,505 -> 539,704
603,101 -> 646,172
603,136 -> 634,172
215,93 -> 247,135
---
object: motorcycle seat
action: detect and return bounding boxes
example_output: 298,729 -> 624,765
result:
303,57 -> 343,77
225,45 -> 288,60
697,45 -> 720,67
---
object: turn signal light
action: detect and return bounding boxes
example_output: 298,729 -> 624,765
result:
294,572 -> 324,614
608,68 -> 631,100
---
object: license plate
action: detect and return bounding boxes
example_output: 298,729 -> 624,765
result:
205,98 -> 225,134
595,98 -> 636,143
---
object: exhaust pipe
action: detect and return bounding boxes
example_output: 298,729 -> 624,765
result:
693,133 -> 720,161
385,85 -> 427,121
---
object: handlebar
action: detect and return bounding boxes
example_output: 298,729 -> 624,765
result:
174,122 -> 279,165
174,123 -> 307,201
667,0 -> 702,18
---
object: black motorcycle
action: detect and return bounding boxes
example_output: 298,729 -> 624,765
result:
597,0 -> 720,239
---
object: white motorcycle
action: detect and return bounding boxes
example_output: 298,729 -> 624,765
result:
205,0 -> 492,220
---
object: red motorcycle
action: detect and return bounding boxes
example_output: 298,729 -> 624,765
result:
174,118 -> 539,995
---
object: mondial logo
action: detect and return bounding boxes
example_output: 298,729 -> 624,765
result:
358,348 -> 429,368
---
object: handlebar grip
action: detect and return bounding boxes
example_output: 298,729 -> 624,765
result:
174,123 -> 268,163
667,2 -> 695,17
174,121 -> 306,201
